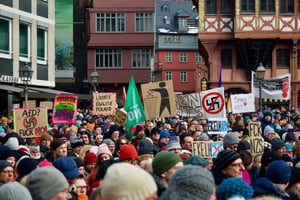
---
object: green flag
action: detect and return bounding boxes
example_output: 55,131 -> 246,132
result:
124,76 -> 146,131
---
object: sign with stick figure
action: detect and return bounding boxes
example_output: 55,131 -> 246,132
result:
141,80 -> 176,120
200,87 -> 226,118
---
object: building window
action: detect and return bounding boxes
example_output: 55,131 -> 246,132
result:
180,52 -> 188,63
135,12 -> 154,32
221,49 -> 232,68
280,0 -> 294,13
206,0 -> 217,14
164,35 -> 180,42
221,0 -> 232,14
165,52 -> 172,63
179,18 -> 187,27
261,0 -> 275,12
95,49 -> 122,68
37,28 -> 47,64
96,13 -> 125,32
0,18 -> 12,58
276,49 -> 290,68
241,0 -> 255,12
298,50 -> 300,68
166,71 -> 172,80
195,53 -> 203,63
19,23 -> 30,62
180,71 -> 187,82
132,49 -> 151,68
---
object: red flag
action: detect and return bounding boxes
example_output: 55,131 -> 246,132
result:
122,86 -> 126,107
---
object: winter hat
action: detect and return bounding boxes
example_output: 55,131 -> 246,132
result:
214,150 -> 241,170
271,138 -> 285,151
152,151 -> 182,175
135,124 -> 144,133
0,181 -> 32,200
223,132 -> 239,147
0,160 -> 13,172
125,132 -> 134,141
216,177 -> 254,200
266,160 -> 291,184
83,152 -> 97,165
5,137 -> 19,150
166,139 -> 182,151
97,143 -> 113,157
263,125 -> 275,137
287,167 -> 300,188
199,133 -> 209,141
119,144 -> 138,161
38,159 -> 53,167
29,145 -> 40,153
102,138 -> 115,146
138,139 -> 154,155
70,137 -> 84,149
285,132 -> 296,142
109,125 -> 119,135
74,157 -> 84,168
160,130 -> 170,139
237,141 -> 251,153
26,166 -> 68,200
286,143 -> 293,151
281,154 -> 293,164
264,110 -> 273,117
16,157 -> 38,179
261,151 -> 280,169
159,165 -> 214,200
101,163 -> 157,200
184,156 -> 209,167
53,156 -> 81,179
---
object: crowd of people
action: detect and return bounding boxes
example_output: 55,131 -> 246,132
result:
0,106 -> 300,199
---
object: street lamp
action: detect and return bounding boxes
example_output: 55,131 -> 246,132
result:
256,63 -> 266,112
90,69 -> 99,93
19,63 -> 34,108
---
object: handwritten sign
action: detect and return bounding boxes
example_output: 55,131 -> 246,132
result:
109,109 -> 127,126
249,122 -> 263,154
23,100 -> 36,108
207,118 -> 227,135
210,142 -> 224,158
13,107 -> 48,138
175,92 -> 204,118
93,93 -> 116,116
231,93 -> 255,114
52,95 -> 78,124
40,101 -> 53,110
193,141 -> 210,158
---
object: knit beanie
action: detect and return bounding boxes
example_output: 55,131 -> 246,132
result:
26,166 -> 69,200
261,151 -> 280,169
83,152 -> 97,165
237,141 -> 251,152
135,124 -> 144,133
199,133 -> 209,141
214,150 -> 241,170
286,143 -> 293,151
102,138 -> 115,146
125,132 -> 134,141
285,132 -> 296,142
53,156 -> 81,179
166,139 -> 182,151
5,137 -> 19,150
0,181 -> 32,200
271,138 -> 285,151
263,125 -> 275,137
287,167 -> 300,188
97,143 -> 112,157
216,177 -> 254,200
0,160 -> 13,172
184,156 -> 209,167
109,125 -> 119,135
101,163 -> 157,200
119,144 -> 138,161
38,158 -> 53,167
160,130 -> 170,139
223,132 -> 239,147
29,145 -> 40,153
264,110 -> 273,117
266,160 -> 291,184
159,165 -> 214,200
152,151 -> 182,175
16,157 -> 38,179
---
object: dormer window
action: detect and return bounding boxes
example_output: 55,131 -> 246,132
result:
179,18 -> 187,27
162,5 -> 169,13
164,16 -> 171,25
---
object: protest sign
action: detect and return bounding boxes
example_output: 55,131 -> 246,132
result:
52,95 -> 78,124
40,101 -> 53,110
193,141 -> 210,158
207,118 -> 227,135
210,142 -> 224,158
231,93 -> 255,114
93,93 -> 116,116
13,107 -> 48,138
23,100 -> 36,108
175,92 -> 204,118
141,80 -> 176,120
109,109 -> 127,126
249,122 -> 263,154
200,87 -> 226,118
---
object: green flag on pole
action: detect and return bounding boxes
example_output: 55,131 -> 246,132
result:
124,76 -> 146,131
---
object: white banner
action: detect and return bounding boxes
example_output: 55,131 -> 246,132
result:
251,72 -> 290,100
207,118 -> 228,135
231,93 -> 255,114
200,87 -> 226,118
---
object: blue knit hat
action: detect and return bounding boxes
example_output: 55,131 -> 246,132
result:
160,130 -> 170,139
271,138 -> 285,151
184,156 -> 209,167
264,110 -> 273,118
266,160 -> 291,184
216,177 -> 254,200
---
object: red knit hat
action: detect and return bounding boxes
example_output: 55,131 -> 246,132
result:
119,144 -> 138,161
83,152 -> 97,164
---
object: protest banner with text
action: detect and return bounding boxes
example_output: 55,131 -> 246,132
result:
93,93 -> 116,116
193,141 -> 224,158
52,95 -> 78,124
231,93 -> 255,114
109,108 -> 127,126
207,118 -> 227,135
175,92 -> 204,118
40,101 -> 53,110
249,122 -> 263,154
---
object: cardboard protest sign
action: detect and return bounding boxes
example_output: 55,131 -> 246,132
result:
210,142 -> 224,158
40,101 -> 53,110
175,92 -> 204,118
249,122 -> 263,154
193,141 -> 210,158
200,87 -> 226,118
109,108 -> 127,126
52,95 -> 78,124
13,107 -> 48,138
207,118 -> 227,135
231,93 -> 255,114
141,80 -> 176,119
23,100 -> 36,108
93,93 -> 116,116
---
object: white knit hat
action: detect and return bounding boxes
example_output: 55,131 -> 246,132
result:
101,163 -> 157,200
0,181 -> 32,200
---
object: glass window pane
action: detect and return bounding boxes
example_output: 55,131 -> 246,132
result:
0,19 -> 9,54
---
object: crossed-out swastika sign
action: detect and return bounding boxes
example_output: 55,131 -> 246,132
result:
23,116 -> 37,130
200,87 -> 226,118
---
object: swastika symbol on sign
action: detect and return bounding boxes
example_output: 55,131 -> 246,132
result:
23,116 -> 37,130
202,92 -> 225,115
205,96 -> 220,111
